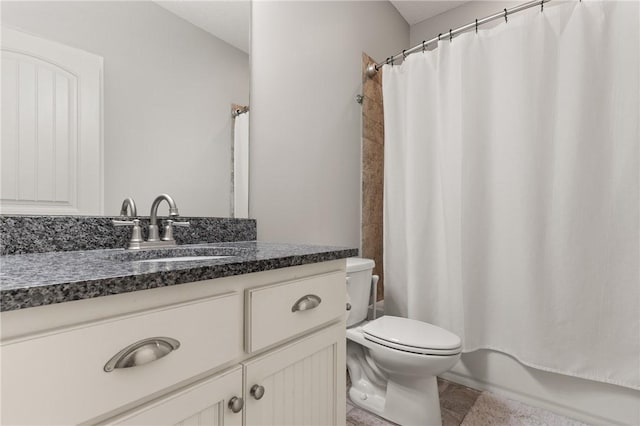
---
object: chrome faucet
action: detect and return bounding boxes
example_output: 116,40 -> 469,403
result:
148,194 -> 180,242
113,198 -> 144,249
119,197 -> 137,217
113,194 -> 190,249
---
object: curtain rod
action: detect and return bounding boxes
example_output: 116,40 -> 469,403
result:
367,0 -> 552,78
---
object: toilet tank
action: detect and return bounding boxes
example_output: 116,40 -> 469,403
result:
346,258 -> 375,327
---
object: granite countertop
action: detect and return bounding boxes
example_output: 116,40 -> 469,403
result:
0,242 -> 358,312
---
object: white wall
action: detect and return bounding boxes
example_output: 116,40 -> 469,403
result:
250,1 -> 409,247
410,1 -> 521,47
1,1 -> 249,217
412,3 -> 640,424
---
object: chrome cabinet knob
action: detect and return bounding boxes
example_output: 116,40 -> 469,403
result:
228,396 -> 244,413
250,384 -> 265,400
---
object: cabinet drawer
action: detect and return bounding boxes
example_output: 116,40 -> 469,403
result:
1,292 -> 243,425
246,271 -> 345,352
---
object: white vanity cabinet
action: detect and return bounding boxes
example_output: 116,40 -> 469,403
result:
0,259 -> 347,426
107,324 -> 344,426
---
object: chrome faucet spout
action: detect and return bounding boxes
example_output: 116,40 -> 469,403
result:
115,193 -> 188,249
119,197 -> 137,217
148,194 -> 180,242
150,194 -> 179,226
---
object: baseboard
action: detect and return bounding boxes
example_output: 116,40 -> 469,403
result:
440,350 -> 640,426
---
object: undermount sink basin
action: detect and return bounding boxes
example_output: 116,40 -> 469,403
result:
137,255 -> 232,263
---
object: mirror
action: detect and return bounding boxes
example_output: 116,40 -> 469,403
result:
0,1 -> 250,218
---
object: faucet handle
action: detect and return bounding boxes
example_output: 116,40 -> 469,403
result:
112,219 -> 143,247
172,221 -> 190,227
161,220 -> 190,242
113,219 -> 137,226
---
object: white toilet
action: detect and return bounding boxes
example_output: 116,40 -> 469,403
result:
346,258 -> 462,426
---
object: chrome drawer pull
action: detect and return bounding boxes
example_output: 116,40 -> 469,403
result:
104,337 -> 180,372
291,294 -> 322,312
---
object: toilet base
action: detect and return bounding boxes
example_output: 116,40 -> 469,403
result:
386,375 -> 441,425
349,375 -> 442,426
348,386 -> 386,418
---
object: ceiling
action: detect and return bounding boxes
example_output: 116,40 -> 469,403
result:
154,1 -> 250,54
390,1 -> 469,26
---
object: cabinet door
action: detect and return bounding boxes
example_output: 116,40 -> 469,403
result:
106,367 -> 244,426
243,323 -> 346,426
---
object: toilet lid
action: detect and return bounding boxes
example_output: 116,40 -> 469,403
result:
363,316 -> 462,356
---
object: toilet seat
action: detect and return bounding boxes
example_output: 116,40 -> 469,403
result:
363,316 -> 462,356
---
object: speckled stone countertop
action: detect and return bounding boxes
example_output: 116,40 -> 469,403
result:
0,215 -> 257,255
0,242 -> 358,312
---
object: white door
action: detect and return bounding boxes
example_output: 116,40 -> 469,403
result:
105,367 -> 244,426
1,28 -> 103,215
243,324 -> 346,426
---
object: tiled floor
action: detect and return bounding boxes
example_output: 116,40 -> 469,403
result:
346,377 -> 481,426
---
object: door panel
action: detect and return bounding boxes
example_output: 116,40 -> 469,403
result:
106,367 -> 243,426
1,27 -> 102,214
243,324 -> 345,426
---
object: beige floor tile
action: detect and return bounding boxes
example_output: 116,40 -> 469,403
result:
437,377 -> 451,394
442,407 -> 463,426
439,381 -> 482,419
347,407 -> 398,426
347,399 -> 355,414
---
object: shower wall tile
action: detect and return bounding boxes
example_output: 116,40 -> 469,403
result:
362,98 -> 384,125
363,80 -> 383,108
363,117 -> 384,146
362,221 -> 383,294
362,136 -> 384,221
361,52 -> 384,300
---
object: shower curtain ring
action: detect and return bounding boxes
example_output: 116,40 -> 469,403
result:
449,29 -> 453,42
541,1 -> 544,12
504,8 -> 508,23
402,49 -> 407,59
475,19 -> 478,34
422,40 -> 426,52
438,33 -> 442,42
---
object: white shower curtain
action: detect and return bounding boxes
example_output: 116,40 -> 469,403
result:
383,1 -> 639,390
234,111 -> 249,218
